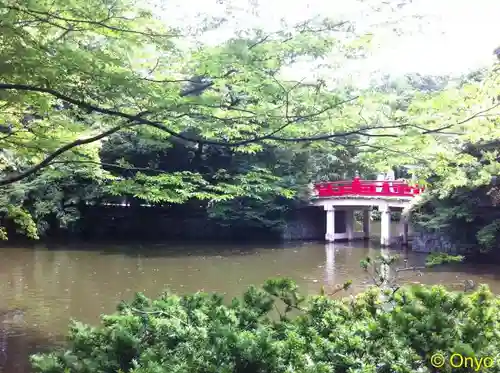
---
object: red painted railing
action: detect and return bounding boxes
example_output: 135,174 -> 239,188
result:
314,177 -> 424,198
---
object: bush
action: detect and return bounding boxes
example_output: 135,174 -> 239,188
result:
31,275 -> 500,373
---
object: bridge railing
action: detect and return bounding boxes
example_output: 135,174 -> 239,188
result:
314,177 -> 424,198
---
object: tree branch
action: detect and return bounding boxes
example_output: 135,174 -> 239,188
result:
0,83 -> 359,146
48,159 -> 169,174
3,5 -> 177,38
0,123 -> 133,186
267,124 -> 409,142
0,81 -> 476,186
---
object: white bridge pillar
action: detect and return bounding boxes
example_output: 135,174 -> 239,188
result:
401,215 -> 409,246
319,200 -> 410,246
362,209 -> 370,239
345,209 -> 355,241
379,202 -> 391,246
324,205 -> 336,242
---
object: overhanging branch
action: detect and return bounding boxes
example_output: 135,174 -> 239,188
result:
0,82 -> 480,186
3,5 -> 177,38
0,83 -> 360,146
0,123 -> 133,186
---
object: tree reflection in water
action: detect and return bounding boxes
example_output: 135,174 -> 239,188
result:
0,309 -> 26,372
0,307 -> 62,372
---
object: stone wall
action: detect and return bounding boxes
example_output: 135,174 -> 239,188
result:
281,206 -> 325,241
410,229 -> 473,254
61,205 -> 281,241
281,207 -> 348,241
40,204 -> 337,242
47,204 -> 471,249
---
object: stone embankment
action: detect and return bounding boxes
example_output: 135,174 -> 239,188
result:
410,230 -> 471,254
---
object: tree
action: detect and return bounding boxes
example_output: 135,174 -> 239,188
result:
354,62 -> 500,189
351,57 -> 500,254
1,0 -> 496,238
0,0 -> 378,236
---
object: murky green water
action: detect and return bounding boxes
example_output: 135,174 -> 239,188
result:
1,238 -> 500,372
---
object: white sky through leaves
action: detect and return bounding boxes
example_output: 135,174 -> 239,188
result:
149,0 -> 500,82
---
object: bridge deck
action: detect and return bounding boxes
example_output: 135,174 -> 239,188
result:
314,177 -> 424,199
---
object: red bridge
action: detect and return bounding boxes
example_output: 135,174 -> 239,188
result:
311,177 -> 424,246
314,176 -> 424,198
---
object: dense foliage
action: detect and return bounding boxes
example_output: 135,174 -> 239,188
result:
0,0 -> 496,238
411,185 -> 500,254
31,258 -> 500,373
410,134 -> 500,254
0,0 -> 499,243
0,0 -> 374,236
354,64 -> 500,253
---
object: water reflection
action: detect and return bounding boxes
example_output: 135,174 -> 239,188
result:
325,243 -> 335,286
0,241 -> 500,372
0,309 -> 23,362
0,308 -> 59,373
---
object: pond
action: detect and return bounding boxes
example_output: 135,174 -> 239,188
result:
1,237 -> 500,372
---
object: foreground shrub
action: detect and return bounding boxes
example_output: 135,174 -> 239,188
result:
31,275 -> 500,373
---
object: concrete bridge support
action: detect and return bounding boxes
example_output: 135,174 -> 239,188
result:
318,199 -> 410,247
345,209 -> 355,241
401,215 -> 409,246
325,205 -> 336,242
378,202 -> 410,246
362,209 -> 370,239
324,205 -> 371,243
